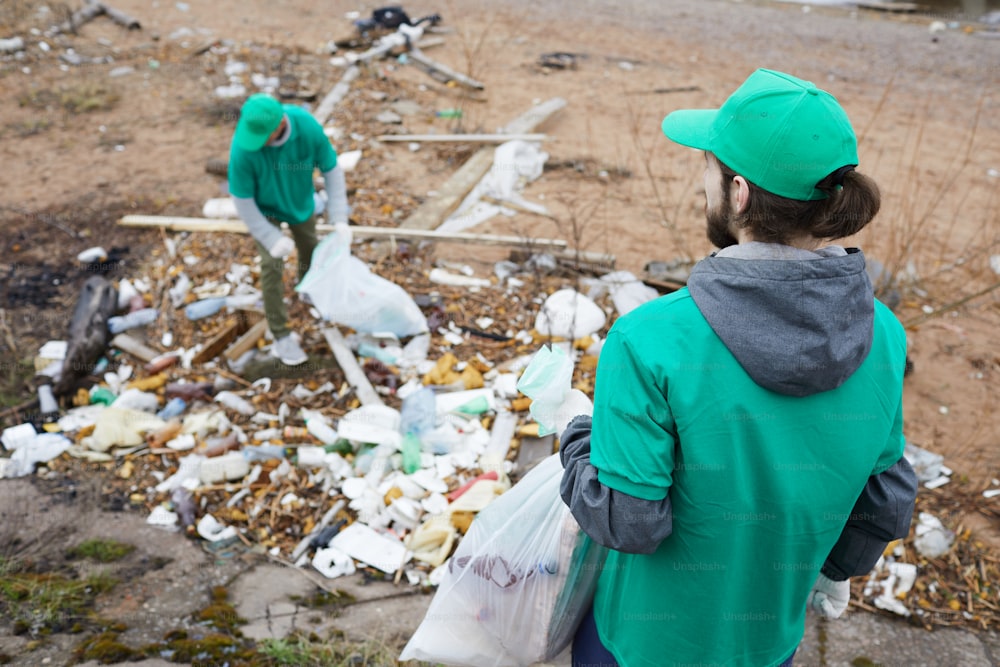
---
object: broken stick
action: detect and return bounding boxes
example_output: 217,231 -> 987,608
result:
118,215 -> 570,250
400,97 -> 566,230
322,327 -> 384,407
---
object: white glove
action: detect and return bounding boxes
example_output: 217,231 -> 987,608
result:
808,573 -> 850,619
267,236 -> 295,260
553,389 -> 594,436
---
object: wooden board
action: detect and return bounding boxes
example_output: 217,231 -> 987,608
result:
399,97 -> 566,231
118,215 -> 569,250
322,327 -> 384,407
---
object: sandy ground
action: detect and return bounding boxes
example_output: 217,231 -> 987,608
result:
2,0 -> 1000,663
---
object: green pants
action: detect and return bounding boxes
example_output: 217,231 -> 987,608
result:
254,217 -> 318,339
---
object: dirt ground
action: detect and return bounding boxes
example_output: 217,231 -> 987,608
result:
2,0 -> 1000,663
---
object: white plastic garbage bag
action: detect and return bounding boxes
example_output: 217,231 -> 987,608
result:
296,224 -> 428,337
534,289 -> 606,340
400,454 -> 607,667
585,271 -> 659,317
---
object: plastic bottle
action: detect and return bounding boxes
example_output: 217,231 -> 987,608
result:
401,433 -> 422,474
156,397 -> 187,420
400,386 -> 436,437
215,390 -> 255,416
306,418 -> 338,445
37,384 -> 59,420
184,297 -> 226,321
108,308 -> 158,334
185,294 -> 260,320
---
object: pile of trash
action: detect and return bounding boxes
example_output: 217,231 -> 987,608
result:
0,226 -> 663,594
856,441 -> 1000,629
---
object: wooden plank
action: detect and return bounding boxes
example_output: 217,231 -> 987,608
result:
54,2 -> 104,34
400,97 -> 566,231
224,319 -> 268,361
312,65 -> 359,126
192,317 -> 247,365
99,2 -> 141,29
376,133 -> 548,143
855,1 -> 918,12
406,47 -> 484,90
118,215 -> 569,250
322,327 -> 384,407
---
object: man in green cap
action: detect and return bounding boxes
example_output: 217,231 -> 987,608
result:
557,69 -> 917,666
228,93 -> 349,365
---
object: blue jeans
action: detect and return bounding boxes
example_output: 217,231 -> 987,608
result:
572,607 -> 796,667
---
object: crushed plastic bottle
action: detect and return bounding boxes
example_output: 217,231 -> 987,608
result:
185,294 -> 261,320
156,397 -> 187,420
306,417 -> 338,445
215,391 -> 255,416
400,386 -> 436,437
108,308 -> 158,334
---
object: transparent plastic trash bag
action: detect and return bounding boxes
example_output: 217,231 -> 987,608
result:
296,224 -> 427,337
400,454 -> 607,667
515,344 -> 574,436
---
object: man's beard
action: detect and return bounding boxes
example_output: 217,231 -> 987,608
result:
706,182 -> 738,249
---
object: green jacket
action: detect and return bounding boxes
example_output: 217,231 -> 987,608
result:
561,245 -> 915,666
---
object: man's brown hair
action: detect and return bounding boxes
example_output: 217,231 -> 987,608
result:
716,156 -> 881,244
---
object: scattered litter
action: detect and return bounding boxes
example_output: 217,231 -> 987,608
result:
913,512 -> 955,558
534,288 -> 606,340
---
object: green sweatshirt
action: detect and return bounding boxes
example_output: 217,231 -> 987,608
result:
228,105 -> 337,224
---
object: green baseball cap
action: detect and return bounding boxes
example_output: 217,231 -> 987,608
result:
661,69 -> 858,201
234,94 -> 283,152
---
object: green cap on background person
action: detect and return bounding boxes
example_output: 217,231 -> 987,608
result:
661,68 -> 859,201
234,94 -> 283,152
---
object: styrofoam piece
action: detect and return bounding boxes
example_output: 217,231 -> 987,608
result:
155,454 -> 205,493
198,451 -> 251,484
328,522 -> 409,574
913,512 -> 955,558
421,492 -> 449,515
903,441 -> 944,482
535,288 -> 607,340
409,468 -> 449,494
387,496 -> 422,530
166,434 -> 196,451
147,505 -> 179,528
2,423 -> 38,451
197,514 -> 238,542
37,340 -> 68,361
8,433 -> 72,477
341,477 -> 368,500
313,546 -> 356,579
338,404 -> 402,448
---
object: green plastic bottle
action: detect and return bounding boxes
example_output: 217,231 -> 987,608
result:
401,433 -> 422,474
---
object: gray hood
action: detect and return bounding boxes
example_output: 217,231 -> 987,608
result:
687,243 -> 874,397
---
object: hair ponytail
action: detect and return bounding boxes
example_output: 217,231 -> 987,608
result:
811,169 -> 881,240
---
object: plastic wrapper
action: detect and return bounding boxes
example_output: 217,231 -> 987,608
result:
515,344 -> 574,436
400,454 -> 606,666
296,224 -> 427,337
